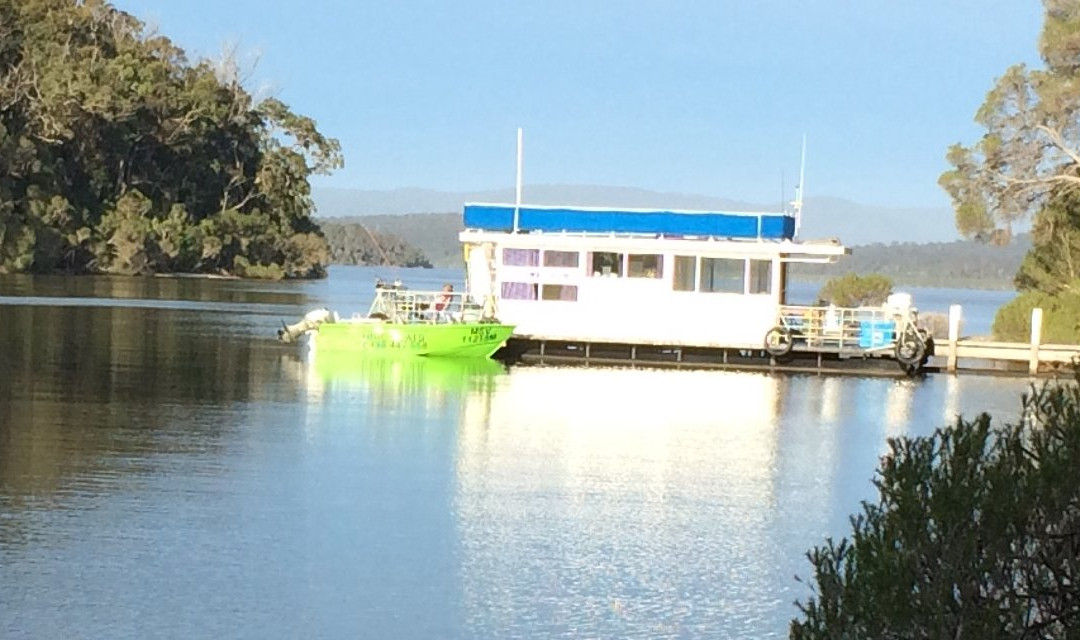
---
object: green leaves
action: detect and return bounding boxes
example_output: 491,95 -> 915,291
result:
791,377 -> 1080,638
0,0 -> 342,278
816,273 -> 893,307
940,4 -> 1080,244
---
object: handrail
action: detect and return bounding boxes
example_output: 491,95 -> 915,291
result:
368,288 -> 486,324
774,303 -> 920,352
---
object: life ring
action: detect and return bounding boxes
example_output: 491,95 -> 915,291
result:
764,326 -> 794,358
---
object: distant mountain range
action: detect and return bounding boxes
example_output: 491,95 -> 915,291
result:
312,184 -> 963,246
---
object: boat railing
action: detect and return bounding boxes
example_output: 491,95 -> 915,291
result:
774,304 -> 916,352
368,288 -> 488,324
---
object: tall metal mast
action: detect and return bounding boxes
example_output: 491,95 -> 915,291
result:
792,134 -> 806,237
513,127 -> 523,233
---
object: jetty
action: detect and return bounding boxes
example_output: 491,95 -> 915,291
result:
495,306 -> 1080,378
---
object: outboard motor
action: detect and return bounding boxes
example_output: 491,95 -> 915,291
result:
277,308 -> 335,343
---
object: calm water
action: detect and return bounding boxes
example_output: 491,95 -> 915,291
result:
0,267 -> 1040,639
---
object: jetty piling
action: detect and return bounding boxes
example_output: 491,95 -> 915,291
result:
1030,307 -> 1043,376
947,304 -> 962,373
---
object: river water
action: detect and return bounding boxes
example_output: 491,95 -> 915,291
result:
0,266 -> 1045,639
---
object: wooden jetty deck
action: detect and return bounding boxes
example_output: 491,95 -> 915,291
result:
495,307 -> 1080,378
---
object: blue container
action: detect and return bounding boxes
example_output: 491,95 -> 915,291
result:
858,320 -> 896,348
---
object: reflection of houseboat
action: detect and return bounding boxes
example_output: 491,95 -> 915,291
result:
458,202 -> 932,373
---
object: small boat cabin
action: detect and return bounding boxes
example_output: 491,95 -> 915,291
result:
458,203 -> 849,349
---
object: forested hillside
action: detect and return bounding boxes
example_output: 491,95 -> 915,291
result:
319,222 -> 431,268
790,236 -> 1028,288
0,0 -> 341,279
323,214 -> 461,266
321,212 -> 1027,288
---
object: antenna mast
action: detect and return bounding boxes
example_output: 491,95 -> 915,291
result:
513,127 -> 523,233
792,134 -> 806,236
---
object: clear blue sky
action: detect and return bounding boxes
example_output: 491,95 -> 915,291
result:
112,0 -> 1043,208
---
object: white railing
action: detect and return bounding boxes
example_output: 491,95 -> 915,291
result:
368,287 -> 489,324
774,304 -> 918,352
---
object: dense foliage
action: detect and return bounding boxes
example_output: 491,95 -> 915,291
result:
939,1 -> 1080,341
939,1 -> 1080,243
991,289 -> 1080,343
815,273 -> 893,307
790,374 -> 1080,638
0,0 -> 342,279
320,221 -> 432,268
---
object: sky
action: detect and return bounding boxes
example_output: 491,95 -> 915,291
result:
111,0 -> 1045,209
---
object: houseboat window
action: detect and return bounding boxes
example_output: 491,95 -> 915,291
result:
673,256 -> 696,291
749,260 -> 772,294
543,250 -> 580,268
501,282 -> 538,300
627,253 -> 663,278
502,248 -> 539,267
589,252 -> 623,277
699,257 -> 744,293
541,284 -> 578,301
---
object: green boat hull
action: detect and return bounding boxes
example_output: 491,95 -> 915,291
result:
313,321 -> 515,358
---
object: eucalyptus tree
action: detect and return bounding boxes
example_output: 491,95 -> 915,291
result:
0,0 -> 342,278
939,1 -> 1080,340
939,1 -> 1080,248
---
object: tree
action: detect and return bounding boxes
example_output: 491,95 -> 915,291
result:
939,1 -> 1080,247
940,2 -> 1080,342
790,373 -> 1080,638
0,0 -> 342,279
816,273 -> 893,307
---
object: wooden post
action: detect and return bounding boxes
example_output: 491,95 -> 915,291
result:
1030,307 -> 1043,375
947,304 -> 962,373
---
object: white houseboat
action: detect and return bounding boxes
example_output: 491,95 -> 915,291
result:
458,202 -> 844,346
457,201 -> 933,373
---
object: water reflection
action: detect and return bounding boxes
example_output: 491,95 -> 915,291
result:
448,368 -> 1036,638
0,298 -> 304,556
0,268 -> 1048,639
883,379 -> 916,438
453,367 -> 788,636
295,352 -> 505,409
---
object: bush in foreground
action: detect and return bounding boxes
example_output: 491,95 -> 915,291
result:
790,372 -> 1080,638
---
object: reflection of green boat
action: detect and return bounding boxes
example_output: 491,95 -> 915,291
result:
313,350 -> 507,390
279,282 -> 515,359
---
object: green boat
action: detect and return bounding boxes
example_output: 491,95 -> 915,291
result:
277,282 -> 515,359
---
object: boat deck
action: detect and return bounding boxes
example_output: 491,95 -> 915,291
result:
496,337 -> 1080,378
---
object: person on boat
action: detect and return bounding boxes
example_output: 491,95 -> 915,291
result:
434,283 -> 455,322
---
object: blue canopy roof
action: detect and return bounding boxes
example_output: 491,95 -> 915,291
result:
463,203 -> 795,240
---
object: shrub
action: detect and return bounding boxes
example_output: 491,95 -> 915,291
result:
790,372 -> 1080,638
817,273 -> 893,307
992,290 -> 1080,343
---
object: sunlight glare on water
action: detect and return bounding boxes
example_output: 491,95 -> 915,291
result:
0,267 -> 1043,639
